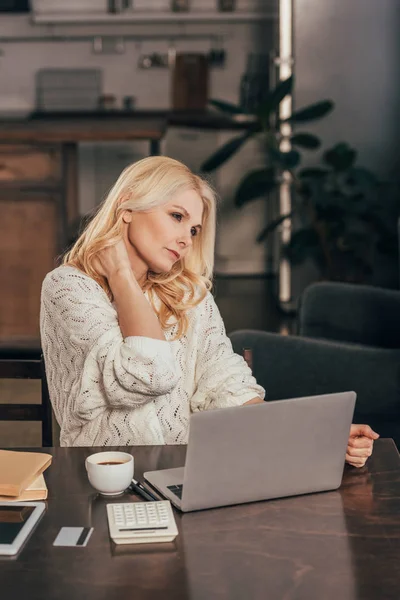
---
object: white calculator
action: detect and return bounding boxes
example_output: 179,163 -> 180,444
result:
106,501 -> 178,545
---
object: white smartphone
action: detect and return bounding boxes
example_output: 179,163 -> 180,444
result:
0,502 -> 46,556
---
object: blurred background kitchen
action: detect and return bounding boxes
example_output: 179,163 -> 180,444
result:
1,0 -> 400,447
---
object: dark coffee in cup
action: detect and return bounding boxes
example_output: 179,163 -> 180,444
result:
86,451 -> 134,495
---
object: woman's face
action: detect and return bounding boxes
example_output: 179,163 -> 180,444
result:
123,187 -> 204,281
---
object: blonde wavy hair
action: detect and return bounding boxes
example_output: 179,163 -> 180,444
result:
63,156 -> 217,338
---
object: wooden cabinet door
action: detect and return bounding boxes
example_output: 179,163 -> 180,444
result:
0,145 -> 61,184
0,193 -> 58,340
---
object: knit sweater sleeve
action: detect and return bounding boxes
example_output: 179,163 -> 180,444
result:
40,267 -> 179,410
190,292 -> 265,412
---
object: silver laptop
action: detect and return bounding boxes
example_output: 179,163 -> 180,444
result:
144,391 -> 356,512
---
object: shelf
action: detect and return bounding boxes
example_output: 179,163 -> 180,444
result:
32,11 -> 277,24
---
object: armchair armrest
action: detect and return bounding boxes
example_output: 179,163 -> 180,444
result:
299,282 -> 400,348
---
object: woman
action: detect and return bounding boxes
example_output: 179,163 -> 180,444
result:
40,156 -> 378,465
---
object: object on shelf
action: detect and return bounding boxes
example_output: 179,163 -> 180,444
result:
108,0 -> 131,12
32,0 -> 108,13
208,37 -> 226,67
172,53 -> 209,110
98,94 -> 117,110
36,69 -> 102,112
171,0 -> 189,11
138,52 -> 169,69
122,96 -> 136,111
208,48 -> 226,67
218,0 -> 236,10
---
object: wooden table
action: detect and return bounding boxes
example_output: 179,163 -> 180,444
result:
1,439 -> 400,600
0,115 -> 167,147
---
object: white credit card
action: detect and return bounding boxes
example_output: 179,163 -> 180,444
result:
53,527 -> 93,547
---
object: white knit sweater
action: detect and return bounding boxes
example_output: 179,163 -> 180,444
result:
40,266 -> 265,447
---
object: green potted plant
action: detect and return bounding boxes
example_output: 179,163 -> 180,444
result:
201,76 -> 396,284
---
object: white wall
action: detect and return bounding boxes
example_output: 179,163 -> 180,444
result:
0,13 -> 276,110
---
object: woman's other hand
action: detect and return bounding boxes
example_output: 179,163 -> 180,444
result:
346,424 -> 379,468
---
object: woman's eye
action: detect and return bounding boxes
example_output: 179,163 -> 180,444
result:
172,213 -> 198,237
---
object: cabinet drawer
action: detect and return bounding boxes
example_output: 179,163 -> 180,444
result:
0,145 -> 61,183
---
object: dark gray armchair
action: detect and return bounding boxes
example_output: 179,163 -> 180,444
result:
229,282 -> 400,446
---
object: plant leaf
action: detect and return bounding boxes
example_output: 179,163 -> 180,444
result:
283,228 -> 320,264
290,133 -> 321,150
257,76 -> 293,120
200,131 -> 253,172
257,211 -> 294,242
267,146 -> 301,169
280,150 -> 301,169
235,168 -> 277,207
285,100 -> 334,124
208,99 -> 247,115
323,143 -> 357,171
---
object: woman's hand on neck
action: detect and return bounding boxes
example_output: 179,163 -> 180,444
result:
93,229 -> 149,290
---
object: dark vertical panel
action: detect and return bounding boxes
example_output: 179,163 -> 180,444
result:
288,0 -> 400,296
294,0 -> 400,177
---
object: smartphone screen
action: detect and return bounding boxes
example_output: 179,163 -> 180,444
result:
0,506 -> 36,544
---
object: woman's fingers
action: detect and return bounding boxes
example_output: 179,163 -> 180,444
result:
346,445 -> 373,458
346,454 -> 367,468
347,436 -> 374,450
346,433 -> 375,467
346,423 -> 378,470
350,424 -> 379,440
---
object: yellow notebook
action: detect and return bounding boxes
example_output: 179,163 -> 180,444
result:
0,474 -> 48,502
0,450 -> 52,497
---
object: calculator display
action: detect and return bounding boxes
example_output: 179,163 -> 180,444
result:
0,506 -> 35,544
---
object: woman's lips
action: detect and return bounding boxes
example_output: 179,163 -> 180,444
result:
167,249 -> 180,260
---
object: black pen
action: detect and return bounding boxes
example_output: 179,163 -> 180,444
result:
129,478 -> 159,502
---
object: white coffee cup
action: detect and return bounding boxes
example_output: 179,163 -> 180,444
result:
85,451 -> 134,496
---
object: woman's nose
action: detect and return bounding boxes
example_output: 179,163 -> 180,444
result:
178,234 -> 192,248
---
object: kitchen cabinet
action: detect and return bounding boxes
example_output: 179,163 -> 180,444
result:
0,188 -> 60,340
0,144 -> 63,342
0,115 -> 166,346
0,144 -> 61,183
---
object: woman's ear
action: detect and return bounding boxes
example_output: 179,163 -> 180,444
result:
121,209 -> 133,224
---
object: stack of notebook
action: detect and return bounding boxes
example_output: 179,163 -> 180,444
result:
0,450 -> 52,502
